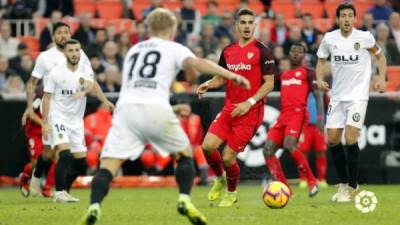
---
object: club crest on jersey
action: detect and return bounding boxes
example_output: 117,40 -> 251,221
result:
354,42 -> 360,50
352,113 -> 361,122
58,133 -> 63,139
295,71 -> 302,77
79,77 -> 84,85
247,52 -> 254,59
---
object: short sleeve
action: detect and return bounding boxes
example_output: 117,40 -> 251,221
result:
43,71 -> 55,93
364,32 -> 376,49
80,50 -> 94,79
31,54 -> 47,79
257,42 -> 276,76
317,35 -> 330,59
176,44 -> 195,70
218,49 -> 227,69
306,68 -> 318,90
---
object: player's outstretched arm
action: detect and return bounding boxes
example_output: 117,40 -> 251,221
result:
88,80 -> 115,111
196,76 -> 226,99
316,58 -> 330,92
371,50 -> 387,92
183,57 -> 250,89
21,77 -> 39,125
41,92 -> 51,140
231,75 -> 274,118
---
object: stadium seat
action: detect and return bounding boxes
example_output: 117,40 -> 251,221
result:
29,51 -> 40,60
96,0 -> 123,20
131,3 -> 150,21
35,18 -> 48,34
164,1 -> 182,12
354,2 -> 373,20
299,3 -> 324,19
18,36 -> 40,52
217,3 -> 236,14
249,1 -> 264,15
314,18 -> 334,32
74,0 -> 96,17
285,18 -> 303,28
259,19 -> 273,31
271,2 -> 296,19
387,66 -> 400,92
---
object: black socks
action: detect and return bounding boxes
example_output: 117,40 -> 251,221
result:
175,156 -> 195,195
90,169 -> 113,204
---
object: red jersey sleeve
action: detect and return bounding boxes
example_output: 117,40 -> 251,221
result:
256,41 -> 276,76
218,50 -> 227,69
306,68 -> 317,91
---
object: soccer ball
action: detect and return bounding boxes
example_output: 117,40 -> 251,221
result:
263,181 -> 291,209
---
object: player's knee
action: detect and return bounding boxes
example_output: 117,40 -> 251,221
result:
201,142 -> 215,156
327,136 -> 341,146
222,155 -> 235,167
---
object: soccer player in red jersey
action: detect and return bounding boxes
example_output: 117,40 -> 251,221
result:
19,91 -> 55,198
197,8 -> 275,207
263,43 -> 324,197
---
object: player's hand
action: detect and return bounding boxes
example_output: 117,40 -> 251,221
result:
196,82 -> 210,99
173,104 -> 191,118
374,77 -> 386,93
102,99 -> 115,112
317,80 -> 330,92
21,107 -> 33,126
230,74 -> 251,90
231,101 -> 252,118
42,122 -> 50,141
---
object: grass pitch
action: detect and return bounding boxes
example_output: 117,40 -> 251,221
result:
0,185 -> 399,225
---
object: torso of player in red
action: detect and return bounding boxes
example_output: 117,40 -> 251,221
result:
279,66 -> 316,112
24,98 -> 42,138
220,39 -> 275,113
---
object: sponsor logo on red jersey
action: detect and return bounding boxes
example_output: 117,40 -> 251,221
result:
227,62 -> 252,72
281,78 -> 302,86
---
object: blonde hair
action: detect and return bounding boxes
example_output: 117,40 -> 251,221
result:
146,8 -> 177,36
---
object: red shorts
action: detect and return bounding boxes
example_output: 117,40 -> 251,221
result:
208,105 -> 264,152
297,124 -> 326,153
267,109 -> 308,146
27,135 -> 44,159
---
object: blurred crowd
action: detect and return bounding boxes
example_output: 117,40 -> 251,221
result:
0,0 -> 400,100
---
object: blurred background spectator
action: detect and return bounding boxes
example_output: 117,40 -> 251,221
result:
368,0 -> 393,21
73,12 -> 96,51
0,22 -> 20,59
9,42 -> 28,72
198,22 -> 218,56
215,11 -> 235,42
389,12 -> 400,50
202,0 -> 220,26
270,14 -> 288,46
376,22 -> 400,65
17,54 -> 34,83
116,30 -> 132,58
100,65 -> 121,93
101,41 -> 123,70
87,28 -> 107,57
359,12 -> 376,35
1,74 -> 25,100
39,10 -> 62,51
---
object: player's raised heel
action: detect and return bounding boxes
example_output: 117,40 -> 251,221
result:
177,201 -> 207,225
308,183 -> 320,198
336,185 -> 359,203
79,203 -> 101,225
207,173 -> 226,201
19,173 -> 30,198
218,192 -> 238,207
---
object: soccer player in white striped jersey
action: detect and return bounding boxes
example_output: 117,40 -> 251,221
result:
316,3 -> 387,203
79,8 -> 250,225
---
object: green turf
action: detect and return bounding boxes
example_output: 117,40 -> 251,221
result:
0,185 -> 399,225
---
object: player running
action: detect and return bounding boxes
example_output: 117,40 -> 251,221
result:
316,3 -> 387,202
297,93 -> 328,189
263,43 -> 323,197
79,8 -> 250,225
21,22 -> 113,198
19,86 -> 55,198
42,39 -> 94,202
197,8 -> 275,207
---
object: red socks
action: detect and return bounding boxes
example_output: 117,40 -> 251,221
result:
224,161 -> 240,192
291,150 -> 317,186
21,163 -> 32,181
316,155 -> 327,181
265,156 -> 289,187
205,150 -> 224,177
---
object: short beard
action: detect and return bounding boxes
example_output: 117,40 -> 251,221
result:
56,42 -> 65,49
67,58 -> 78,66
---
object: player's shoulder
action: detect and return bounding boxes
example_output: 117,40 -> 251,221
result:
36,47 -> 56,61
353,28 -> 374,39
305,66 -> 316,74
322,29 -> 341,40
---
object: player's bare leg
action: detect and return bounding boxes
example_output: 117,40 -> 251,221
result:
218,146 -> 239,207
284,136 -> 319,197
263,141 -> 292,194
202,132 -> 225,201
173,148 -> 207,225
80,158 -> 123,225
336,125 -> 360,202
327,128 -> 349,202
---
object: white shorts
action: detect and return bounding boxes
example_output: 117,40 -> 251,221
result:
45,119 -> 87,153
101,104 -> 190,161
326,100 -> 368,129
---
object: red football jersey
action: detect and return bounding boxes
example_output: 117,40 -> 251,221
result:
218,39 -> 276,110
279,66 -> 317,111
25,96 -> 42,137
